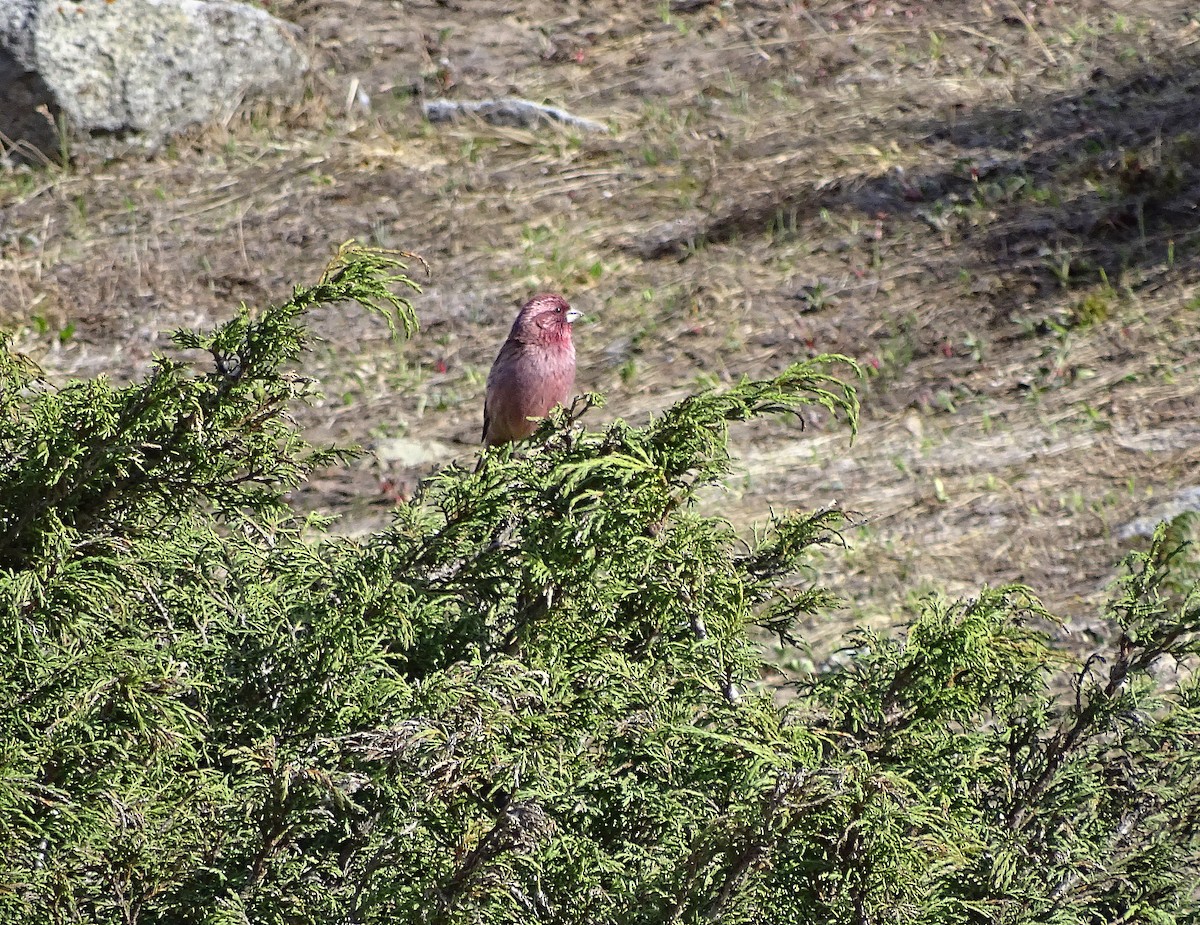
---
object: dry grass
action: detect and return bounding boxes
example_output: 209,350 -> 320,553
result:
3,0 -> 1199,637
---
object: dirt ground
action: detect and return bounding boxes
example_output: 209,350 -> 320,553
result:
3,0 -> 1199,644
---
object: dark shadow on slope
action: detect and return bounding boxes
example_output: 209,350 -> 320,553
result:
908,59 -> 1200,316
629,54 -> 1200,319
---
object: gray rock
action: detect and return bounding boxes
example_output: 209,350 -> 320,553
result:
423,98 -> 608,134
371,437 -> 457,468
0,0 -> 308,161
1118,486 -> 1200,541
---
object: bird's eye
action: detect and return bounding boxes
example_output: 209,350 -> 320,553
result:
554,305 -> 563,313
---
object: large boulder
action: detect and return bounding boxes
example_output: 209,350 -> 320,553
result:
0,0 -> 309,161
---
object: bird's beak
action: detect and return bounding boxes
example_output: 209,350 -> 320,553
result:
565,309 -> 583,323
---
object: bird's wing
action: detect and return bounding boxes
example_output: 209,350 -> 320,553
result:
481,395 -> 492,444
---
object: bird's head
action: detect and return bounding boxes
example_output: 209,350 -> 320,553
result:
511,293 -> 582,346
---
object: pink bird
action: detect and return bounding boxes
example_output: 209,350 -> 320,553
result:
482,293 -> 582,448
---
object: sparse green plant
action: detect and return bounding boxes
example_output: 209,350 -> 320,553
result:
964,331 -> 986,362
800,282 -> 836,312
1048,252 -> 1073,289
927,29 -> 943,61
769,207 -> 800,243
53,109 -> 72,169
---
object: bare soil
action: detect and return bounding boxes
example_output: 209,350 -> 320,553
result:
3,0 -> 1199,641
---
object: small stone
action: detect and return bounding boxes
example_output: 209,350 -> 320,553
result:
371,437 -> 456,467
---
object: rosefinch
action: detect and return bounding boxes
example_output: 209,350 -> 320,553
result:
482,293 -> 582,448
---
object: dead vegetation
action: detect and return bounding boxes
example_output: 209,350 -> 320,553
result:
2,0 -> 1198,638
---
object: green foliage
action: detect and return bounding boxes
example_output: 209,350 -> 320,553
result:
1,247 -> 1199,924
0,242 -> 419,569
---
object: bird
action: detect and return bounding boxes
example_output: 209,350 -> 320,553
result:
482,293 -> 582,448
